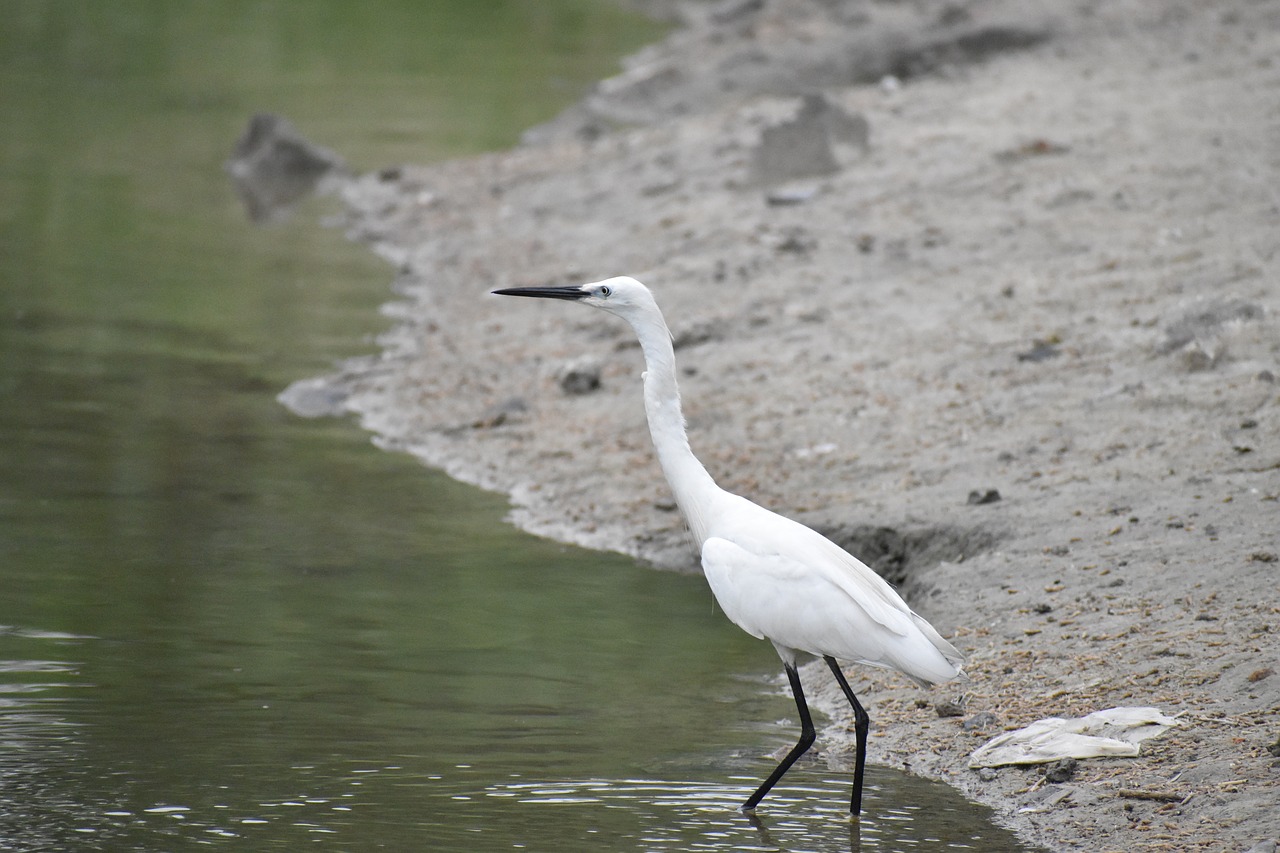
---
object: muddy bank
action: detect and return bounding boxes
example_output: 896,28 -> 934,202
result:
284,1 -> 1280,849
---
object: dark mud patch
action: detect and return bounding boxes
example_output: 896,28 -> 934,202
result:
820,523 -> 1000,598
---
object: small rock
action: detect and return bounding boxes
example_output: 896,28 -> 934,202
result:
935,699 -> 966,718
765,184 -> 820,206
976,767 -> 1000,782
995,139 -> 1070,163
559,358 -> 602,395
1016,339 -> 1061,362
1244,841 -> 1277,853
473,397 -> 528,428
790,306 -> 829,324
1160,298 -> 1263,355
672,319 -> 726,349
225,113 -> 347,223
967,488 -> 1002,505
1019,784 -> 1071,813
750,94 -> 865,186
963,711 -> 1000,732
775,228 -> 817,255
277,377 -> 348,418
1044,757 -> 1078,783
709,0 -> 764,25
1179,340 -> 1220,371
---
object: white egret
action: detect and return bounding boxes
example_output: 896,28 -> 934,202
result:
493,276 -> 965,816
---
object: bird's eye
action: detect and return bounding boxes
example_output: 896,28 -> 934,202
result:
600,285 -> 611,297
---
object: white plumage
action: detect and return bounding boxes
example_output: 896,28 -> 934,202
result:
701,496 -> 963,685
495,276 -> 964,816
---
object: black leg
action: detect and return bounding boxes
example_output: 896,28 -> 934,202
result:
825,656 -> 870,817
741,662 -> 815,812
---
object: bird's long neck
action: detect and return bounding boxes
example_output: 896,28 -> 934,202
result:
629,311 -> 720,546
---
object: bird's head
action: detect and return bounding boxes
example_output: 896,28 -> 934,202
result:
493,276 -> 658,323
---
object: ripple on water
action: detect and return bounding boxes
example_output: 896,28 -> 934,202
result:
481,775 -> 1010,852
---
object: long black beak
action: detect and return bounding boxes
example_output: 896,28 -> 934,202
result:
492,286 -> 587,300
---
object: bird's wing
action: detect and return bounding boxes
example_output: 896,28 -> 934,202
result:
701,501 -> 964,683
703,533 -> 911,635
708,501 -> 916,628
791,525 -> 967,671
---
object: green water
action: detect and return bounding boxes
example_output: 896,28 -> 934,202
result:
0,3 -> 1027,850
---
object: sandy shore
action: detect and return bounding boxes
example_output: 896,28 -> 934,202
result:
285,1 -> 1280,849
